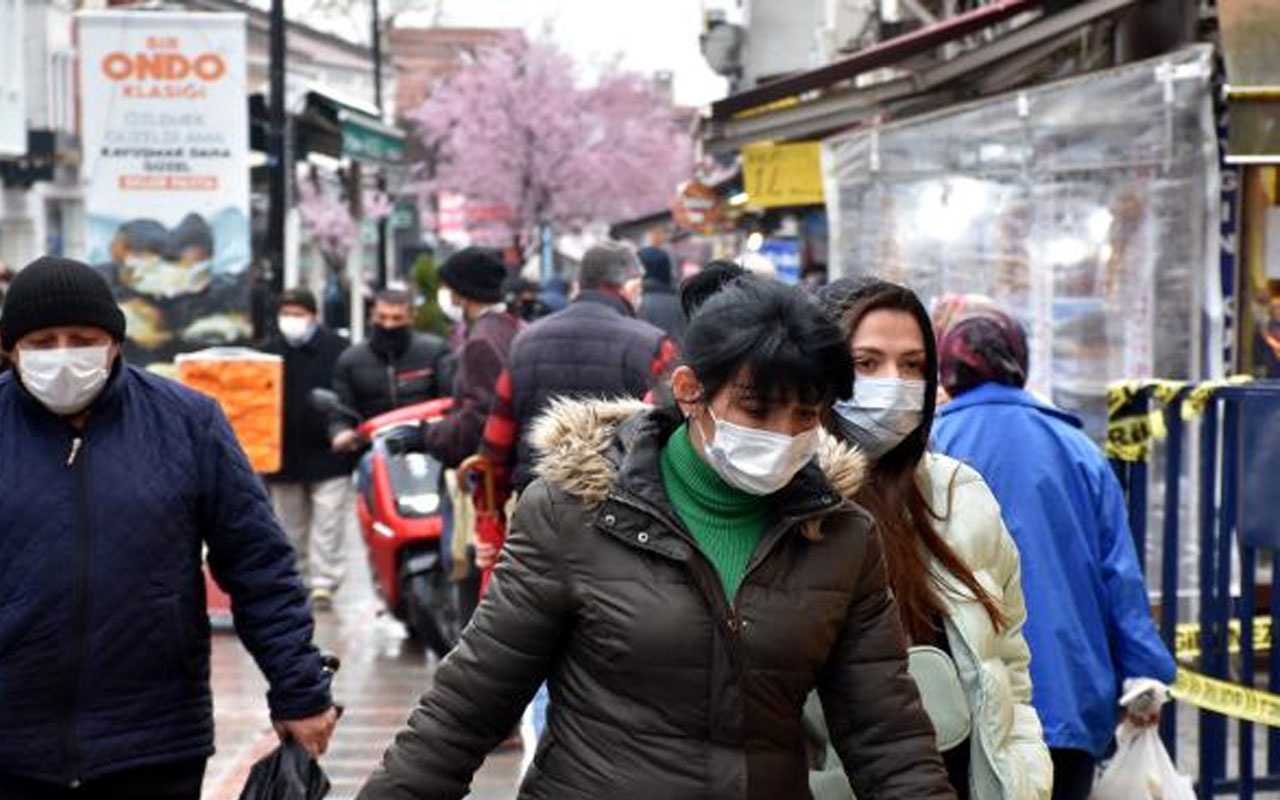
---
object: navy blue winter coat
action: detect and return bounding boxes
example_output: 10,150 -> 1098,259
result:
0,363 -> 332,785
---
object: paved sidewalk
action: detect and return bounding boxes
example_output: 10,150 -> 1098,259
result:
203,528 -> 523,799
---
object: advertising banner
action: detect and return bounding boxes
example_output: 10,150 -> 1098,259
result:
78,12 -> 251,365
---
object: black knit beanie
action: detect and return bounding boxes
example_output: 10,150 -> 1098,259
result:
0,256 -> 127,351
439,247 -> 507,304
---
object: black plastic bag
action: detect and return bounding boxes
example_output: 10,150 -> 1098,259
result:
238,738 -> 331,800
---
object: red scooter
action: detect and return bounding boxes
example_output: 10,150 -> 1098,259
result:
310,389 -> 478,658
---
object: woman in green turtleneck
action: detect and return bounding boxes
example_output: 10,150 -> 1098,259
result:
658,424 -> 767,600
358,278 -> 953,800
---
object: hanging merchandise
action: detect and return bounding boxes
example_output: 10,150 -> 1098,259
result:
823,46 -> 1219,441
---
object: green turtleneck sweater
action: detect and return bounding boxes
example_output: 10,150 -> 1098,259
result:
659,424 -> 768,600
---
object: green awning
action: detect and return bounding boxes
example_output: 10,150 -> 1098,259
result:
339,109 -> 405,165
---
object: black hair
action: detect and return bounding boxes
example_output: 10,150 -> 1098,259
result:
170,213 -> 214,257
116,219 -> 169,254
684,279 -> 852,407
375,288 -> 414,307
679,260 -> 748,320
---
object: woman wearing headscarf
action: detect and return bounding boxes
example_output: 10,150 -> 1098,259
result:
807,278 -> 1051,800
931,296 -> 1175,800
357,279 -> 956,800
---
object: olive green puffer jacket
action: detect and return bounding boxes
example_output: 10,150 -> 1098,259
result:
359,401 -> 956,800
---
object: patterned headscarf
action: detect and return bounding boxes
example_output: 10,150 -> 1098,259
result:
933,294 -> 1029,397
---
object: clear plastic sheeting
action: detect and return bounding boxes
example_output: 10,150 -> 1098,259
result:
824,46 -> 1220,439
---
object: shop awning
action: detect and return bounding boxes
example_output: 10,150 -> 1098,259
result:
701,0 -> 1139,155
249,88 -> 406,165
1219,0 -> 1280,163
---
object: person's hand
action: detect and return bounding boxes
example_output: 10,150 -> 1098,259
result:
475,541 -> 500,571
383,425 -> 423,456
1123,706 -> 1161,728
273,707 -> 340,758
331,430 -> 361,453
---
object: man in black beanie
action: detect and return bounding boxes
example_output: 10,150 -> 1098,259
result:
0,256 -> 338,798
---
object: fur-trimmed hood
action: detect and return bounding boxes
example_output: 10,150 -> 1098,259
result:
529,397 -> 867,510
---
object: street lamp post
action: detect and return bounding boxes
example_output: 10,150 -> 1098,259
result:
371,0 -> 389,290
265,0 -> 287,319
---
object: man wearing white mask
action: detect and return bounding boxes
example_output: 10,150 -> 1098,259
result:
0,257 -> 337,798
395,247 -> 523,470
263,287 -> 355,609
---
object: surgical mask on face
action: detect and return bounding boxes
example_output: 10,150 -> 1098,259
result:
833,377 -> 926,460
437,287 -> 465,324
18,345 -> 112,416
278,315 -> 316,346
699,410 -> 819,496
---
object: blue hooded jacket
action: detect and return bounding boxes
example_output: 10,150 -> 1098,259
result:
932,382 -> 1175,757
0,364 -> 331,785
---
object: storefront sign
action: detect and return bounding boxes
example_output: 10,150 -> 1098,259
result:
78,11 -> 251,365
340,112 -> 405,165
743,142 -> 825,208
759,238 -> 802,284
670,180 -> 725,232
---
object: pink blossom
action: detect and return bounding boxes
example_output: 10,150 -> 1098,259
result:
410,38 -> 694,240
297,179 -> 357,265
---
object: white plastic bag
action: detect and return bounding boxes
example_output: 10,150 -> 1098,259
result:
1091,723 -> 1194,800
1092,678 -> 1194,800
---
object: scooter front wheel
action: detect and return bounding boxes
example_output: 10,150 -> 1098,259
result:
405,570 -> 461,659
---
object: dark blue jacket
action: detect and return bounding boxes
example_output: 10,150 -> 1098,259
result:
933,383 -> 1176,757
0,363 -> 332,785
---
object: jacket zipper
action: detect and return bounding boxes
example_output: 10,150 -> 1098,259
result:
387,360 -> 399,408
605,492 -> 739,637
65,434 -> 90,786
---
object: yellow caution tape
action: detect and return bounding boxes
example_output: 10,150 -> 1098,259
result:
1105,379 -> 1187,462
1104,376 -> 1254,462
1182,375 -> 1253,421
1173,667 -> 1280,727
1174,617 -> 1273,660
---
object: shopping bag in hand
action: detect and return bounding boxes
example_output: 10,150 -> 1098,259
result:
238,738 -> 331,800
1091,679 -> 1193,800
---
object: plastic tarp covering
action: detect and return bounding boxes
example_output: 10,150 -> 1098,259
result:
824,45 -> 1220,439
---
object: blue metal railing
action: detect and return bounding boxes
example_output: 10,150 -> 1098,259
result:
1110,380 -> 1280,798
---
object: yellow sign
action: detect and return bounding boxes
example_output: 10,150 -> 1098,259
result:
743,142 -> 825,208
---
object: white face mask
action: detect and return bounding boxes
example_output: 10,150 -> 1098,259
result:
699,410 -> 819,496
833,377 -> 926,460
278,315 -> 316,346
18,345 -> 113,416
437,287 -> 465,324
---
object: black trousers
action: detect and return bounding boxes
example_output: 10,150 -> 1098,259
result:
0,758 -> 206,800
1051,748 -> 1098,800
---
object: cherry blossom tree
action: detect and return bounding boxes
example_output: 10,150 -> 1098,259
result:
296,178 -> 357,269
408,37 -> 694,241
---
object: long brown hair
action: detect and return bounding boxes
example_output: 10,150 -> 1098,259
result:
820,278 -> 1005,643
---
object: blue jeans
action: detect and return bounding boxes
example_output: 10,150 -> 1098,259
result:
532,682 -> 549,738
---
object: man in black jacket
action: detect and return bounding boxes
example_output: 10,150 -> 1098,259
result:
263,288 -> 355,609
637,246 -> 685,346
330,288 -> 450,453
